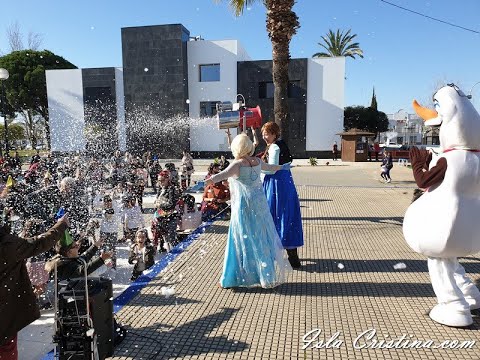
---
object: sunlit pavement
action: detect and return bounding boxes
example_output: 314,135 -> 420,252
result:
21,161 -> 480,359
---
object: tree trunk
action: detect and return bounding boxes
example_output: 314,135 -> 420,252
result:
272,43 -> 290,144
39,106 -> 50,150
22,110 -> 37,148
265,0 -> 299,147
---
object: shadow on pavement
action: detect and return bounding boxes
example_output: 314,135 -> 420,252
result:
114,307 -> 248,359
124,293 -> 202,307
275,281 -> 436,298
297,258 -> 480,274
302,216 -> 404,225
299,198 -> 333,202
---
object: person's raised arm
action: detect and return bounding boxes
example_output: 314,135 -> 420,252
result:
206,161 -> 241,185
252,127 -> 260,149
225,129 -> 232,148
12,215 -> 69,261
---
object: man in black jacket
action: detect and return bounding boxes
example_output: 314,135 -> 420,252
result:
0,215 -> 69,360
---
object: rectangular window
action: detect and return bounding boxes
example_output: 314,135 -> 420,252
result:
288,81 -> 302,98
259,82 -> 274,99
259,81 -> 303,99
84,87 -> 112,104
200,101 -> 220,117
199,64 -> 220,82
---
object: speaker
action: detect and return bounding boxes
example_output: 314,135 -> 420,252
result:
57,277 -> 114,360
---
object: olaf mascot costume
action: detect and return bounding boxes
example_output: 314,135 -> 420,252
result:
403,84 -> 480,327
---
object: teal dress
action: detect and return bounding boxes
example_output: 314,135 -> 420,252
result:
220,163 -> 291,288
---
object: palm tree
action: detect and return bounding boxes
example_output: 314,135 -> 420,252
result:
218,0 -> 300,144
313,29 -> 363,59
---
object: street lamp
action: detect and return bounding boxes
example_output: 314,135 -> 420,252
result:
468,81 -> 480,99
0,68 -> 9,156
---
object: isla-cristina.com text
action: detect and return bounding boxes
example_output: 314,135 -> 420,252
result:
302,329 -> 475,350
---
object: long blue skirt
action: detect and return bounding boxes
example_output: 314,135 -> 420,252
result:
263,170 -> 304,249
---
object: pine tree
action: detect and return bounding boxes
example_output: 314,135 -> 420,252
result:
370,87 -> 378,110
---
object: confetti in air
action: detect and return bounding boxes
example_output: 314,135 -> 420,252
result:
393,262 -> 407,270
160,286 -> 176,298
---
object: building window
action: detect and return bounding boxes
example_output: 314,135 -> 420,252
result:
199,64 -> 220,82
84,87 -> 112,104
200,101 -> 220,117
259,81 -> 303,99
288,81 -> 302,98
259,82 -> 275,99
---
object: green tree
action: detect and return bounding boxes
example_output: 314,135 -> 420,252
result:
313,29 -> 363,59
344,106 -> 388,138
0,123 -> 26,144
218,0 -> 300,145
0,50 -> 76,149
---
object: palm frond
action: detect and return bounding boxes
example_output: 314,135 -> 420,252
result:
312,52 -> 331,58
218,0 -> 258,16
312,28 -> 364,59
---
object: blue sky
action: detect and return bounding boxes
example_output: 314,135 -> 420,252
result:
1,0 -> 479,114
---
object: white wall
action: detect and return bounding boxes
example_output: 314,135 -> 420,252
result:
46,69 -> 86,152
306,57 -> 345,151
115,68 -> 126,151
187,40 -> 250,152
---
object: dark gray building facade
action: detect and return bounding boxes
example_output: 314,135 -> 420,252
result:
121,24 -> 190,157
82,67 -> 118,155
237,59 -> 308,157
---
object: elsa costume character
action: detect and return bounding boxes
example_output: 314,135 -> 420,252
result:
207,134 -> 292,288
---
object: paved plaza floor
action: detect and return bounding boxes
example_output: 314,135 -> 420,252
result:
18,160 -> 480,360
109,161 -> 480,360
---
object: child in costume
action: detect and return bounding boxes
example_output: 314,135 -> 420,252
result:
128,229 -> 155,281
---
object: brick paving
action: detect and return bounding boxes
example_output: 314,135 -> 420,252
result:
111,163 -> 480,360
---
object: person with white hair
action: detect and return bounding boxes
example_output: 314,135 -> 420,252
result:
205,133 -> 292,289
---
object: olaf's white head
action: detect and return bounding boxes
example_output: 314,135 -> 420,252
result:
413,84 -> 480,151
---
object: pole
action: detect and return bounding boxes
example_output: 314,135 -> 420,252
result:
3,80 -> 8,155
0,81 -> 4,157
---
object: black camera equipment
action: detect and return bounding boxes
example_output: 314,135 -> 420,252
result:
53,258 -> 114,360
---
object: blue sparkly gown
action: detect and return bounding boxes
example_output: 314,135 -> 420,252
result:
219,163 -> 292,288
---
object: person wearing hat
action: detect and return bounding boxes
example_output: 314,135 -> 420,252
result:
164,163 -> 179,188
152,170 -> 179,252
0,214 -> 69,360
45,230 -> 112,282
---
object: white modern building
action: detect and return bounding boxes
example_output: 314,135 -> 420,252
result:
46,24 -> 345,157
379,109 -> 424,146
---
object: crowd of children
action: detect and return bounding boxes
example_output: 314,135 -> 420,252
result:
0,148 -> 216,311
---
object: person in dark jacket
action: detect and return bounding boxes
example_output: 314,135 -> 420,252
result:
45,236 -> 112,282
152,170 -> 179,252
128,229 -> 156,281
0,215 -> 69,360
